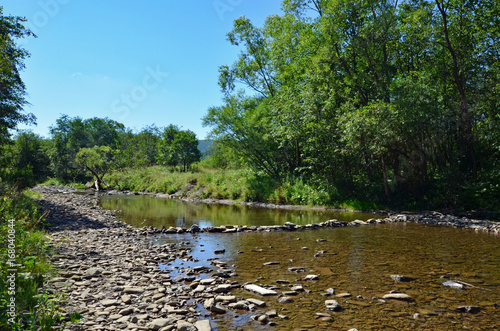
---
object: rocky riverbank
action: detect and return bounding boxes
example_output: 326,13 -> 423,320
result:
33,185 -> 499,331
33,186 -> 252,331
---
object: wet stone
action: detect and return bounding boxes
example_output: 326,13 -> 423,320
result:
325,299 -> 342,311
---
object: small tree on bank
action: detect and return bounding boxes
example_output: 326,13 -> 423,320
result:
75,146 -> 113,190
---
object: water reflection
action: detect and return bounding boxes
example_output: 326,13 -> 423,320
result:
157,224 -> 500,330
100,195 -> 500,329
99,194 -> 381,228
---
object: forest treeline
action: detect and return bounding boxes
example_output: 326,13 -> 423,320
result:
202,0 -> 500,210
0,115 -> 202,188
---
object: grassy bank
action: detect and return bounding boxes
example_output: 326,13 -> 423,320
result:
104,166 -> 379,209
0,187 -> 61,330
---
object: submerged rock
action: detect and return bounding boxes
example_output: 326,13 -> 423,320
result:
457,306 -> 480,314
443,280 -> 465,289
382,293 -> 412,301
325,299 -> 342,311
244,284 -> 278,296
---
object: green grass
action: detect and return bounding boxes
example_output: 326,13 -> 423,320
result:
105,165 -> 375,209
41,178 -> 85,189
0,186 -> 62,330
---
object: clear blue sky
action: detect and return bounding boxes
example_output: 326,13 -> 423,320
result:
2,0 -> 282,139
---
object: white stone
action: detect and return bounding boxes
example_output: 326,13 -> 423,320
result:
244,284 -> 278,296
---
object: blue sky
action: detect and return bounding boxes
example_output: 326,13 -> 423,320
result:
2,0 -> 283,139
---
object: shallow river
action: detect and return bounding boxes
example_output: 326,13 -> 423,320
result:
100,195 -> 500,330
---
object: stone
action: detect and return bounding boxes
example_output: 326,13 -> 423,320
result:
382,293 -> 412,301
194,320 -> 211,331
257,314 -> 268,323
247,298 -> 266,307
244,284 -> 278,296
215,295 -> 237,303
149,318 -> 173,331
325,288 -> 335,295
200,278 -> 216,285
325,299 -> 342,311
278,296 -> 293,303
457,306 -> 480,313
118,307 -> 134,315
263,261 -> 280,266
288,267 -> 306,273
214,284 -> 232,293
229,301 -> 250,310
85,267 -> 103,277
305,274 -> 319,280
443,280 -> 465,289
210,304 -> 227,314
123,286 -> 144,294
121,295 -> 131,304
390,274 -> 409,282
176,321 -> 195,331
100,299 -> 118,307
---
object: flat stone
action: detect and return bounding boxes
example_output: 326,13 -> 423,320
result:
118,307 -> 134,315
100,299 -> 118,307
194,320 -> 211,331
215,295 -> 237,302
85,267 -> 103,277
382,293 -> 412,301
149,318 -> 173,330
121,294 -> 132,304
210,304 -> 227,314
123,286 -> 144,294
278,296 -> 293,303
263,261 -> 280,266
244,284 -> 278,296
304,275 -> 319,280
443,280 -> 465,289
214,284 -> 232,293
229,301 -> 250,310
200,278 -> 216,285
247,298 -> 266,307
176,321 -> 194,331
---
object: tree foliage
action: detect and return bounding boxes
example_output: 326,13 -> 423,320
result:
203,0 -> 500,209
0,7 -> 36,143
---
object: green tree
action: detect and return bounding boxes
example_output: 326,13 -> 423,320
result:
157,124 -> 181,167
171,130 -> 201,172
11,130 -> 51,184
75,146 -> 113,190
0,7 -> 36,143
157,125 -> 201,171
48,115 -> 125,181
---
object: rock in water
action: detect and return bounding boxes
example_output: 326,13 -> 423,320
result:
325,299 -> 342,311
382,293 -> 412,301
443,280 -> 465,289
457,306 -> 480,313
244,284 -> 278,296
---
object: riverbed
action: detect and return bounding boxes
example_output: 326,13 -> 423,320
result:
100,192 -> 500,330
35,186 -> 500,330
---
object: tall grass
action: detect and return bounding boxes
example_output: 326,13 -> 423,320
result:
0,187 -> 61,330
105,166 -> 352,207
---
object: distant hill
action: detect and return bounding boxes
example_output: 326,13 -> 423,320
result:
198,140 -> 213,157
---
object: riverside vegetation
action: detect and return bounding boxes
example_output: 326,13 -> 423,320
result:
0,187 -> 61,330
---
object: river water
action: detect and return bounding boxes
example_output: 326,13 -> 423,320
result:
100,194 -> 500,330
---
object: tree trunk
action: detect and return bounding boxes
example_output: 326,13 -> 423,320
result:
435,0 -> 477,181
